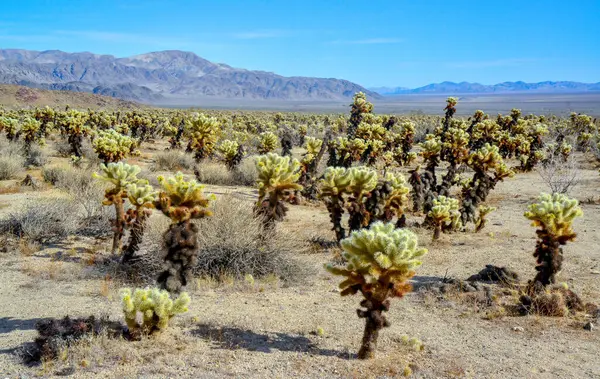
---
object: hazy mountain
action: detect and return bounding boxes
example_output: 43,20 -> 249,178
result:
371,81 -> 600,95
0,49 -> 380,103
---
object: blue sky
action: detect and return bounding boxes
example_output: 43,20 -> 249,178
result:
0,0 -> 598,88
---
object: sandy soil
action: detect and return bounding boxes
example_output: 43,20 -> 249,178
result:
0,153 -> 599,378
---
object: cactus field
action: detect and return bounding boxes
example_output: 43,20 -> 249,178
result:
0,96 -> 599,378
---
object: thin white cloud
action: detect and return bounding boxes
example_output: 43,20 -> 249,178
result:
330,38 -> 403,45
447,58 -> 537,69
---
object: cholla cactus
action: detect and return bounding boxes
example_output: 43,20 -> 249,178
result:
258,131 -> 279,154
255,153 -> 302,226
94,162 -> 144,255
475,205 -> 496,233
187,114 -> 220,160
301,136 -> 323,166
348,92 -> 374,138
155,172 -> 215,292
33,106 -> 56,138
0,117 -> 19,141
326,222 -> 426,359
93,129 -> 138,163
461,144 -> 514,226
120,287 -> 190,338
524,193 -> 582,289
217,139 -> 244,170
57,109 -> 89,157
428,195 -> 462,240
21,117 -> 43,154
122,182 -> 158,263
365,172 -> 410,228
319,167 -> 354,241
347,167 -> 378,231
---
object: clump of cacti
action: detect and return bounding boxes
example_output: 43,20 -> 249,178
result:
21,117 -> 43,155
460,144 -> 514,226
186,114 -> 220,160
217,139 -> 245,170
428,195 -> 462,240
120,287 -> 190,339
320,167 -> 411,241
254,153 -> 302,227
524,193 -> 582,291
56,109 -> 89,157
94,162 -> 145,255
93,129 -> 138,163
0,116 -> 19,141
154,172 -> 214,292
348,92 -> 374,138
326,222 -> 426,359
258,131 -> 279,154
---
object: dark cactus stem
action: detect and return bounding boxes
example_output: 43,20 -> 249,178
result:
326,197 -> 346,242
122,209 -> 149,264
408,169 -> 425,212
227,145 -> 245,171
280,131 -> 294,157
68,133 -> 83,157
110,194 -> 126,256
357,297 -> 390,359
347,199 -> 368,232
437,163 -> 458,197
158,220 -> 199,293
432,224 -> 442,241
255,190 -> 288,230
531,230 -> 563,289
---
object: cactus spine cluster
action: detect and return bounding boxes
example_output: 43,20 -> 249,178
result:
326,222 -> 426,359
186,114 -> 220,160
93,129 -> 138,163
120,287 -> 190,338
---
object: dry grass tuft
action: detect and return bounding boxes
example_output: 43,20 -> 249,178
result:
150,150 -> 195,172
194,157 -> 257,187
0,155 -> 24,180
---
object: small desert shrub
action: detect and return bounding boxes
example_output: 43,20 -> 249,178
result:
538,155 -> 580,194
53,139 -> 73,157
195,194 -> 308,282
41,166 -> 112,235
150,150 -> 195,172
0,197 -> 79,243
0,137 -> 23,158
126,195 -> 309,285
194,161 -> 234,185
24,144 -> 49,167
194,157 -> 258,187
0,156 -> 24,180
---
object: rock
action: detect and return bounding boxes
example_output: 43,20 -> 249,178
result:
583,322 -> 594,331
512,326 -> 524,332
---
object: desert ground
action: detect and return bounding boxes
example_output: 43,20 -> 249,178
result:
0,136 -> 599,379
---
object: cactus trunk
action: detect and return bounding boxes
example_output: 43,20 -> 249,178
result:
357,295 -> 391,360
122,210 -> 148,264
111,198 -> 125,255
532,231 -> 562,288
158,220 -> 199,293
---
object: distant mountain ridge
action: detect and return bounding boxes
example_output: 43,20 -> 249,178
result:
371,81 -> 600,95
0,49 -> 380,103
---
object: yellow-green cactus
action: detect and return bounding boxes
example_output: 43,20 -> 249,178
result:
428,195 -> 462,240
524,193 -> 583,288
348,167 -> 377,196
382,172 -> 410,217
475,205 -> 496,233
92,129 -> 138,163
326,222 -> 426,359
187,113 -> 221,160
122,181 -> 157,263
155,172 -> 215,223
216,139 -> 244,170
120,287 -> 190,337
301,136 -> 323,165
319,167 -> 354,241
255,153 -> 303,224
94,162 -> 144,255
258,131 -> 279,154
0,117 -> 19,140
21,117 -> 44,151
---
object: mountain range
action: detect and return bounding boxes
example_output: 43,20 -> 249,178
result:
0,49 -> 380,104
371,81 -> 600,95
